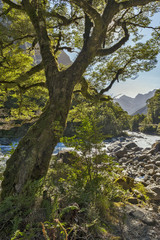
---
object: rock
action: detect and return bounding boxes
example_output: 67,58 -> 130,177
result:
155,172 -> 160,178
155,155 -> 160,161
153,173 -> 160,180
117,204 -> 160,240
107,142 -> 122,152
115,147 -> 127,158
118,157 -> 128,163
128,197 -> 138,204
146,185 -> 160,201
151,141 -> 160,154
155,161 -> 160,167
132,146 -> 142,152
145,164 -> 156,170
137,162 -> 145,167
56,150 -> 79,164
137,154 -> 149,161
115,176 -> 134,190
125,142 -> 138,149
147,169 -> 155,176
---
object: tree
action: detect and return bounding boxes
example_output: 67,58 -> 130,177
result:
130,114 -> 145,131
0,0 -> 160,199
146,89 -> 160,124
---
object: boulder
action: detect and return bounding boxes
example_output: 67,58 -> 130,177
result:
125,142 -> 138,149
145,164 -> 156,170
107,142 -> 122,152
155,161 -> 160,167
115,176 -> 134,190
115,147 -> 127,158
146,184 -> 160,201
151,141 -> 160,153
117,204 -> 160,240
128,197 -> 138,204
137,154 -> 149,161
56,150 -> 79,164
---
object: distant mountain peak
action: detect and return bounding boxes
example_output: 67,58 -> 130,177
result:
115,89 -> 157,115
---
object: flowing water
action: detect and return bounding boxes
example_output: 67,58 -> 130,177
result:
0,131 -> 160,181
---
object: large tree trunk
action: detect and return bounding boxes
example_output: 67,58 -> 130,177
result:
1,73 -> 74,199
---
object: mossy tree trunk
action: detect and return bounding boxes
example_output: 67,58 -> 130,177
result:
1,72 -> 75,198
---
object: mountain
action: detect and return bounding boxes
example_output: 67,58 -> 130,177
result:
115,89 -> 157,115
58,51 -> 72,66
33,44 -> 72,65
132,105 -> 147,115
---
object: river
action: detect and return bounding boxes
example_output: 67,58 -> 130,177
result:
0,131 -> 160,179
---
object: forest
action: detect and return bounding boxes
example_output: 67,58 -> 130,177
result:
0,0 -> 160,239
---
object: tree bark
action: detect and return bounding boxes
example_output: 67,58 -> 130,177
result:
1,72 -> 75,199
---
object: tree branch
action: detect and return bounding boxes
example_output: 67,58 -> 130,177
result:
71,0 -> 102,26
99,58 -> 132,95
0,62 -> 44,89
0,80 -> 46,91
20,82 -> 46,91
99,69 -> 124,96
76,77 -> 112,102
46,9 -> 83,26
2,35 -> 36,49
2,0 -> 22,10
16,61 -> 44,84
126,21 -> 160,31
83,0 -> 93,48
120,0 -> 160,10
96,22 -> 129,56
22,0 -> 59,79
0,6 -> 12,17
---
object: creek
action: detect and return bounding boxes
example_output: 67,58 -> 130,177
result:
0,131 -> 160,179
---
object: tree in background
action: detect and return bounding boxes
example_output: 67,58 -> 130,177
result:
146,89 -> 160,124
130,114 -> 145,132
138,89 -> 160,134
0,0 -> 160,199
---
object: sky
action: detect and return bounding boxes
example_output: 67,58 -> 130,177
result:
109,12 -> 160,98
108,57 -> 160,98
69,11 -> 160,98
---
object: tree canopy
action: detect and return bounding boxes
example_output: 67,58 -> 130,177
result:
0,0 -> 160,199
0,0 -> 160,123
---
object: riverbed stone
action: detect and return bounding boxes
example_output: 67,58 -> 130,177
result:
155,161 -> 160,167
118,204 -> 160,240
128,197 -> 138,204
146,184 -> 160,201
145,164 -> 156,170
155,154 -> 160,160
138,154 -> 149,161
151,141 -> 160,154
125,142 -> 138,149
115,147 -> 127,158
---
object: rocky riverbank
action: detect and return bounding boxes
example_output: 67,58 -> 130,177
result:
107,139 -> 160,203
103,136 -> 160,239
56,140 -> 160,240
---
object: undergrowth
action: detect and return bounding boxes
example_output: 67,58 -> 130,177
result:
0,105 -> 148,239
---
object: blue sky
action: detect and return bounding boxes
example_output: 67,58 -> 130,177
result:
69,11 -> 160,98
109,57 -> 160,98
109,13 -> 160,98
